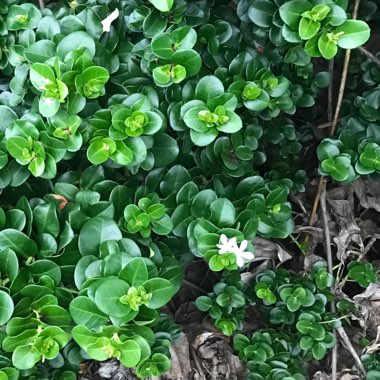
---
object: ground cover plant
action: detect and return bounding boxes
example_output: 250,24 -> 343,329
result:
0,0 -> 379,379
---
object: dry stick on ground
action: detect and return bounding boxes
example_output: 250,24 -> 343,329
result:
320,186 -> 338,380
328,59 -> 334,123
358,234 -> 380,261
320,187 -> 367,377
190,346 -> 207,380
336,327 -> 367,375
357,46 -> 380,67
311,1 -> 362,373
308,0 -> 362,228
38,0 -> 44,9
182,279 -> 208,295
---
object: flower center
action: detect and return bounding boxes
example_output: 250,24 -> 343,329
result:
124,111 -> 148,135
119,286 -> 152,311
16,15 -> 28,24
242,84 -> 261,100
198,106 -> 229,127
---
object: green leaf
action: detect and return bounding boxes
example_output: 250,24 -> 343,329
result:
244,90 -> 270,111
78,216 -> 122,256
0,229 -> 38,258
335,20 -> 370,49
36,16 -> 60,39
151,133 -> 179,167
195,296 -> 213,312
209,254 -> 228,271
190,128 -> 219,147
172,50 -> 202,77
326,5 -> 347,26
143,10 -> 167,38
299,18 -> 320,40
348,262 -> 377,287
30,63 -> 56,92
110,141 -> 133,166
6,4 -> 41,31
244,345 -> 267,363
57,31 -> 96,59
305,34 -> 323,57
172,64 -> 186,83
148,0 -> 174,12
39,96 -> 60,118
172,26 -> 197,48
69,296 -> 109,330
118,340 -> 141,368
196,76 -> 225,103
24,40 -> 56,63
0,290 -> 14,325
151,214 -> 173,235
233,334 -> 250,352
33,202 -> 60,238
12,346 -> 40,370
279,0 -> 313,30
312,342 -> 327,360
0,249 -> 18,281
136,353 -> 170,378
151,33 -> 173,59
300,336 -> 314,350
321,156 -> 350,181
94,278 -> 131,317
248,0 -> 277,28
119,258 -> 149,287
216,111 -> 243,133
318,33 -> 338,59
209,198 -> 236,227
87,140 -> 111,164
287,296 -> 301,311
143,278 -> 175,309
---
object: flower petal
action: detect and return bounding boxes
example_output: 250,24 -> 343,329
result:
239,240 -> 248,251
219,234 -> 228,245
101,9 -> 120,32
236,255 -> 245,267
241,251 -> 255,260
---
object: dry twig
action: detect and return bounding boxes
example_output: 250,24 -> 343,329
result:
336,326 -> 367,375
308,0 -> 362,229
320,185 -> 334,304
359,234 -> 380,261
38,0 -> 44,9
183,279 -> 208,295
357,46 -> 380,67
190,346 -> 207,380
320,185 -> 337,380
328,59 -> 334,123
320,184 -> 367,378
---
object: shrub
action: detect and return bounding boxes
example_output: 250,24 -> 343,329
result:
0,0 -> 373,378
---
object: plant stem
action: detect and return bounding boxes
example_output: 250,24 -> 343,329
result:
336,326 -> 366,375
290,234 -> 306,254
320,184 -> 338,380
320,186 -> 334,290
357,46 -> 380,67
328,59 -> 334,123
60,287 -> 79,294
182,279 -> 208,295
320,314 -> 351,324
309,0 -> 362,231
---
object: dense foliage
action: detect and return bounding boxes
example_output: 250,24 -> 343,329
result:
0,0 -> 377,379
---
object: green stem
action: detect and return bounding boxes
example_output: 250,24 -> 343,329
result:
290,234 -> 306,254
60,287 -> 79,294
320,314 -> 351,324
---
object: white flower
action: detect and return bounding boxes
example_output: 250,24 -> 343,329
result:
216,234 -> 255,267
101,9 -> 119,32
